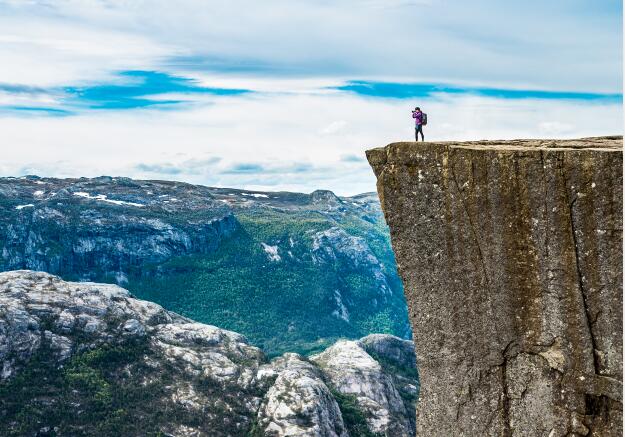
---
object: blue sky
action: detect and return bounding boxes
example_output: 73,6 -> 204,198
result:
0,0 -> 622,194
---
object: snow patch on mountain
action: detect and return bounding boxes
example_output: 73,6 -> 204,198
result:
73,191 -> 145,207
261,243 -> 281,262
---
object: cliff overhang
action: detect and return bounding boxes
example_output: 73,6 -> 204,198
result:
367,136 -> 623,436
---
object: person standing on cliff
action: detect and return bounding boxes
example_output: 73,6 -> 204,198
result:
412,107 -> 425,141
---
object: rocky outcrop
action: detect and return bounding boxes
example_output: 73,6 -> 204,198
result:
256,353 -> 348,436
367,137 -> 623,436
0,270 -> 416,436
312,336 -> 418,435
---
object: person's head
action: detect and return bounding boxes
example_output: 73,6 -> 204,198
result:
415,107 -> 421,111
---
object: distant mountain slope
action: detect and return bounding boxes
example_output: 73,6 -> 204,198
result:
0,176 -> 410,356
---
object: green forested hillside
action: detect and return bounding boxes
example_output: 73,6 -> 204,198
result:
0,177 -> 410,356
132,204 -> 409,356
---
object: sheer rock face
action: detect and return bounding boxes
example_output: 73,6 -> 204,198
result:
0,270 -> 416,436
311,227 -> 392,298
367,137 -> 623,436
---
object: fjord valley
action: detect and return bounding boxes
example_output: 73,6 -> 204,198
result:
0,175 -> 410,357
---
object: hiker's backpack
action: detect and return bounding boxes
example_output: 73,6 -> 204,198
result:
422,113 -> 428,126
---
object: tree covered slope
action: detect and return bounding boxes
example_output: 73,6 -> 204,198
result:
0,176 -> 410,356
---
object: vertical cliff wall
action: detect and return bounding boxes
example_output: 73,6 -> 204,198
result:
367,137 -> 623,436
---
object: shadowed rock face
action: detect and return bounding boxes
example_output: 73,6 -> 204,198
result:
367,137 -> 623,436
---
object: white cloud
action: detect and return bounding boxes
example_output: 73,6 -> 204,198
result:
0,0 -> 621,91
320,120 -> 348,135
0,7 -> 172,86
537,121 -> 575,136
0,91 -> 621,195
0,0 -> 621,196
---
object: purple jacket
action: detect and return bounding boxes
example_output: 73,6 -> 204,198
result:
412,111 -> 423,125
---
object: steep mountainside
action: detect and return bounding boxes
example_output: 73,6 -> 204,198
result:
0,176 -> 409,356
367,137 -> 622,436
0,270 -> 417,436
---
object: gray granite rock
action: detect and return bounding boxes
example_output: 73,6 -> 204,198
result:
312,338 -> 416,436
367,136 -> 623,436
0,270 -> 416,436
257,353 -> 348,437
359,333 -> 416,369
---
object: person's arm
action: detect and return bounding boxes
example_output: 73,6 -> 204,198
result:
412,111 -> 417,118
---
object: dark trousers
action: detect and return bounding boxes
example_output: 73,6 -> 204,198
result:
415,124 -> 424,141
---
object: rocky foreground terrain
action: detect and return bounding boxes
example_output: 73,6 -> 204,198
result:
0,176 -> 410,356
368,137 -> 622,436
0,270 -> 418,436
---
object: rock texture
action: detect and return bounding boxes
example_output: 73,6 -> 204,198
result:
256,353 -> 348,436
312,336 -> 418,435
367,137 -> 623,436
0,270 -> 416,436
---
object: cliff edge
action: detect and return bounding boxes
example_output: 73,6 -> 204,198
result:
367,136 -> 623,436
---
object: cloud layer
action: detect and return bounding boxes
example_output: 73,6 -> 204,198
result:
1,0 -> 621,91
2,90 -> 621,195
0,0 -> 622,195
